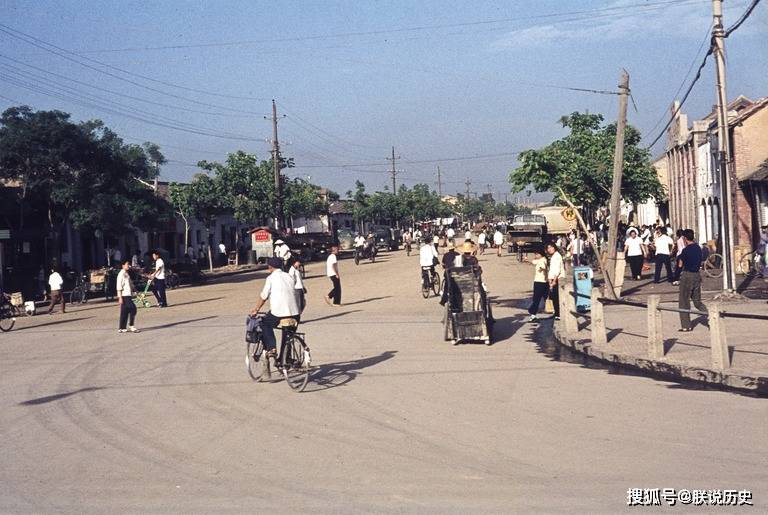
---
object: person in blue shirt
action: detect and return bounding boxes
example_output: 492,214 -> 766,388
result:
676,229 -> 708,332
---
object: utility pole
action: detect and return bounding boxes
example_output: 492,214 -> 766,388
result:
436,165 -> 442,196
268,99 -> 284,230
713,0 -> 736,291
605,70 -> 630,299
465,179 -> 471,199
386,146 -> 400,193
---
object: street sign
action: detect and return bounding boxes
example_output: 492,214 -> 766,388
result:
561,208 -> 577,222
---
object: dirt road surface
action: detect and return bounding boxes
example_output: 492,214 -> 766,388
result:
2,248 -> 766,513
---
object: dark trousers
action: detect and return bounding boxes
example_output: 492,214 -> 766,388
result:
119,296 -> 137,329
528,281 -> 549,315
153,278 -> 167,306
422,266 -> 434,289
47,289 -> 65,313
678,271 -> 707,329
627,255 -> 644,278
327,276 -> 341,305
549,282 -> 560,317
260,312 -> 299,351
654,254 -> 673,283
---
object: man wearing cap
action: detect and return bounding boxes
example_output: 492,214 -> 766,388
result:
250,257 -> 301,356
274,239 -> 292,270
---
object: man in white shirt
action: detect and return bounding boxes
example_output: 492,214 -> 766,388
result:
287,257 -> 306,316
464,229 -> 472,242
149,250 -> 168,307
116,259 -> 139,333
652,229 -> 674,284
477,231 -> 487,254
419,240 -> 439,289
446,227 -> 455,244
325,245 -> 342,306
414,228 -> 423,244
546,242 -> 565,320
274,239 -> 292,269
493,229 -> 504,257
46,267 -> 66,314
250,257 -> 301,354
354,234 -> 366,259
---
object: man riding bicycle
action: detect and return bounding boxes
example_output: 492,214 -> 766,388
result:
274,239 -> 292,271
250,257 -> 301,359
419,240 -> 439,289
354,233 -> 366,259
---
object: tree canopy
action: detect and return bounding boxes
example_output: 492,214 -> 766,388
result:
508,112 -> 664,210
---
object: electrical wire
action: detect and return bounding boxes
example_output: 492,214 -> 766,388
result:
725,0 -> 762,36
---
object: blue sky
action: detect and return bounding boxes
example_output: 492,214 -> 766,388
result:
1,0 -> 766,201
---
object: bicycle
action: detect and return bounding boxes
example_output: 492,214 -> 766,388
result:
702,252 -> 724,278
166,270 -> 180,289
245,314 -> 311,392
0,293 -> 16,332
738,250 -> 764,277
421,267 -> 441,299
68,273 -> 88,305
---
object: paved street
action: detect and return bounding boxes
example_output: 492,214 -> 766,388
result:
1,249 -> 767,513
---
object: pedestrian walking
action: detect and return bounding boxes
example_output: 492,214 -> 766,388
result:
546,242 -> 565,320
652,228 -> 674,283
464,229 -> 472,242
526,249 -> 549,322
493,228 -> 504,257
116,260 -> 139,333
624,229 -> 645,280
149,250 -> 168,307
288,257 -> 307,317
46,267 -> 65,314
218,241 -> 227,267
325,245 -> 342,306
677,229 -> 707,332
477,230 -> 486,254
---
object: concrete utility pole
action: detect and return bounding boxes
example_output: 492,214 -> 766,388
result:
436,165 -> 442,196
269,99 -> 283,230
605,70 -> 630,299
465,179 -> 471,199
386,147 -> 400,193
713,0 -> 736,291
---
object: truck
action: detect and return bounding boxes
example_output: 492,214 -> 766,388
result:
531,206 -> 579,236
507,214 -> 547,257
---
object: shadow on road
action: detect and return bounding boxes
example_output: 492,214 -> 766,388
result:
142,315 -> 219,331
169,297 -> 225,308
490,314 -> 529,343
304,350 -> 397,392
301,309 -> 362,324
341,296 -> 392,306
13,316 -> 96,331
18,386 -> 105,405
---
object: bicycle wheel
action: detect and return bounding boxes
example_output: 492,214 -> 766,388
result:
738,253 -> 756,276
282,333 -> 310,392
703,253 -> 724,278
69,287 -> 85,305
0,304 -> 15,332
354,252 -> 360,266
431,272 -> 441,296
245,340 -> 266,381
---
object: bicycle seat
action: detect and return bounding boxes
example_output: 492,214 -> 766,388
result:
278,318 -> 298,329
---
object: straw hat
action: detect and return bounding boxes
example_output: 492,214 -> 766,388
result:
461,241 -> 475,254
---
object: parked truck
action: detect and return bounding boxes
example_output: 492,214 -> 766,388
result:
507,214 -> 547,257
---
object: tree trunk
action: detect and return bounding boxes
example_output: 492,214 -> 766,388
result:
206,226 -> 214,272
235,229 -> 240,266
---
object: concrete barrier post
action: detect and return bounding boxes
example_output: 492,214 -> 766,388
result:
590,288 -> 607,346
563,282 -> 578,335
647,294 -> 664,359
709,303 -> 730,370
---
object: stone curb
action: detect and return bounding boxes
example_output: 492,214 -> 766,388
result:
552,327 -> 768,395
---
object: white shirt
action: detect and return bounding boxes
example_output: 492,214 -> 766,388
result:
116,269 -> 133,297
354,236 -> 366,248
154,257 -> 165,280
478,232 -> 486,244
260,270 -> 300,317
654,234 -> 673,255
465,231 -> 472,240
288,265 -> 304,290
275,243 -> 291,260
420,244 -> 438,267
625,237 -> 644,257
446,228 -> 455,238
326,254 -> 338,277
493,231 -> 504,245
532,256 -> 548,283
48,272 -> 63,291
676,237 -> 685,256
433,235 -> 439,244
548,252 -> 565,281
218,243 -> 226,254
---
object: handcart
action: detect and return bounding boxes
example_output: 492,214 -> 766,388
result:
135,279 -> 153,308
443,265 -> 493,345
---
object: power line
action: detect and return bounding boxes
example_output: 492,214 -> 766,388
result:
60,0 -> 703,54
725,0 -> 762,36
0,23 -> 266,113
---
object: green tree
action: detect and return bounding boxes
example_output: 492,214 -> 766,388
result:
168,182 -> 194,253
509,112 -> 664,212
187,173 -> 224,272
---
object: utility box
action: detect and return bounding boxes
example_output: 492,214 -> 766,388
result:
573,266 -> 593,312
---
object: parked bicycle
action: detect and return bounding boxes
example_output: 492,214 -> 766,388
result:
421,267 -> 441,299
245,314 -> 311,392
738,250 -> 764,277
68,273 -> 89,305
0,293 -> 16,332
702,252 -> 724,278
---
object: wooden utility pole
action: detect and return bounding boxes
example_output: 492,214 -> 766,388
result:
386,146 -> 399,193
713,0 -> 736,291
605,70 -> 630,299
269,99 -> 283,230
436,165 -> 442,196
